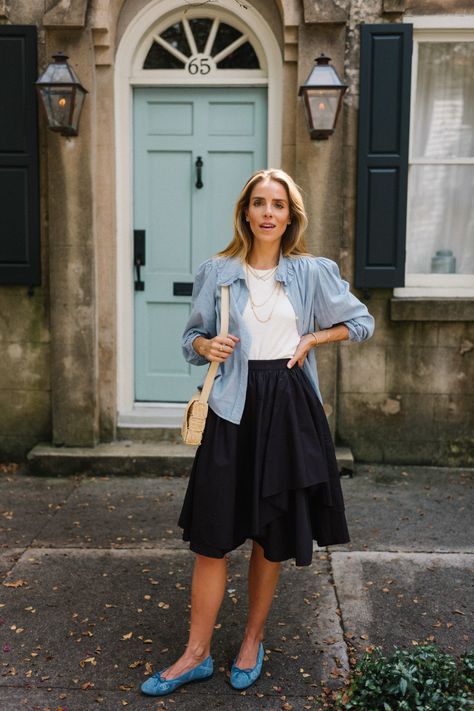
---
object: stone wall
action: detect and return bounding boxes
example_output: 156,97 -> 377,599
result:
0,2 -> 51,459
336,0 -> 474,464
338,296 -> 474,465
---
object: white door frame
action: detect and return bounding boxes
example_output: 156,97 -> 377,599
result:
115,0 -> 283,426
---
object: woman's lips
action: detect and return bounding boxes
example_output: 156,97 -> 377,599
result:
260,223 -> 275,229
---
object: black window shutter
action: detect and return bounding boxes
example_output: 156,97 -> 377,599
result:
355,23 -> 413,289
0,26 -> 40,286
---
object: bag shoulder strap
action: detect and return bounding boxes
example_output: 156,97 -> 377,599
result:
199,284 -> 229,403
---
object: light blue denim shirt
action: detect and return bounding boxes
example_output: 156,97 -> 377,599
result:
182,251 -> 375,425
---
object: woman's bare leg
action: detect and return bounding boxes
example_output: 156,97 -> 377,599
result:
160,553 -> 227,679
234,540 -> 281,668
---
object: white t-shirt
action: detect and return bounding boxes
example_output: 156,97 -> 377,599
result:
243,266 -> 301,359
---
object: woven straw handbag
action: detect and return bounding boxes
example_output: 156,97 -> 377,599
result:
181,285 -> 230,446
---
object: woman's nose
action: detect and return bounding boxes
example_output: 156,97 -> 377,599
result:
263,202 -> 273,216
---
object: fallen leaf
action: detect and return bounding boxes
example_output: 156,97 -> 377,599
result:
128,660 -> 144,669
2,579 -> 28,588
79,656 -> 97,667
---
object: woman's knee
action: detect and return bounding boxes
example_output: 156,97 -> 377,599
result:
195,551 -> 228,564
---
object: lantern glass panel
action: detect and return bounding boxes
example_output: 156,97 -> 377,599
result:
70,87 -> 86,132
307,89 -> 340,130
39,86 -> 74,129
39,61 -> 75,85
309,64 -> 342,87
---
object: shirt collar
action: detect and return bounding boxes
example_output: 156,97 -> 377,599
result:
217,249 -> 294,286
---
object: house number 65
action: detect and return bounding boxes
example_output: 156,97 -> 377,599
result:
187,56 -> 212,75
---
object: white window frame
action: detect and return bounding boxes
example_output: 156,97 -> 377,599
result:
395,15 -> 474,298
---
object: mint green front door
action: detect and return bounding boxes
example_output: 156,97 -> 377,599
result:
133,86 -> 267,402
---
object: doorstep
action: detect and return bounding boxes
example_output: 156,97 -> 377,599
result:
27,441 -> 354,477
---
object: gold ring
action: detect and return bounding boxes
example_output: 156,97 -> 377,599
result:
220,344 -> 224,351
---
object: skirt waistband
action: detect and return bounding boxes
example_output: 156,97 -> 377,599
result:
247,358 -> 291,370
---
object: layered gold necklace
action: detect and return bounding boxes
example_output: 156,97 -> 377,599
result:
244,262 -> 281,323
246,263 -> 278,281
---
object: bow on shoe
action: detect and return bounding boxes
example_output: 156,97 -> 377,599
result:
140,655 -> 214,696
230,642 -> 264,690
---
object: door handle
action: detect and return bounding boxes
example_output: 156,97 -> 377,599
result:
195,156 -> 203,189
134,229 -> 145,291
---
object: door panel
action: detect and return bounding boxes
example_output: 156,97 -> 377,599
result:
147,150 -> 192,270
134,86 -> 267,401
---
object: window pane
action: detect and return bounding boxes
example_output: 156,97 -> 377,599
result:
211,22 -> 242,55
144,41 -> 185,69
161,22 -> 191,57
413,42 -> 474,159
189,18 -> 213,53
216,41 -> 260,69
406,165 -> 474,274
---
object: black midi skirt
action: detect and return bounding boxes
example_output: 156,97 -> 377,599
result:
178,358 -> 350,567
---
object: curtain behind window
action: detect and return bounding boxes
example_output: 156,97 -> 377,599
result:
407,42 -> 474,275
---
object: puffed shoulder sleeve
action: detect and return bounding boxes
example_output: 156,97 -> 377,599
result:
313,257 -> 375,342
181,258 -> 218,365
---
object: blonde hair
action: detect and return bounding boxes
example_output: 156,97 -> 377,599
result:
216,169 -> 312,260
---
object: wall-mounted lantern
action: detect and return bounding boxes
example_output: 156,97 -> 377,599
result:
298,53 -> 347,140
35,52 -> 88,137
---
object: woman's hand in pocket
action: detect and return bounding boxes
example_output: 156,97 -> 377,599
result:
286,334 -> 316,369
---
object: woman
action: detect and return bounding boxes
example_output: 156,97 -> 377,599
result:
140,169 -> 375,697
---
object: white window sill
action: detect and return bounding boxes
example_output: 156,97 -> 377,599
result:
394,274 -> 474,298
393,287 -> 474,298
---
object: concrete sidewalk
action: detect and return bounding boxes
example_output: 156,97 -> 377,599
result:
0,464 -> 472,710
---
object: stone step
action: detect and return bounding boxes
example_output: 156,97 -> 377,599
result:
27,440 -> 354,477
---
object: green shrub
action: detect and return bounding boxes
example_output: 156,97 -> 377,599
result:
334,644 -> 474,711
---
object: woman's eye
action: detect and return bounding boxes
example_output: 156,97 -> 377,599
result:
275,203 -> 284,209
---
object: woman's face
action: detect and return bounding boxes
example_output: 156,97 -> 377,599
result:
244,179 -> 291,247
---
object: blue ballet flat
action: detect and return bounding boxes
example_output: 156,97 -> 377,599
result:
230,641 -> 264,690
140,654 -> 213,696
